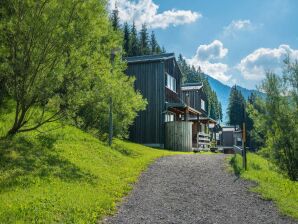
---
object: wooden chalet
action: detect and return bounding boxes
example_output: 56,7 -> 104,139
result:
125,53 -> 200,151
180,83 -> 217,150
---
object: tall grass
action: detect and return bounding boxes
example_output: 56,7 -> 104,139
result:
229,153 -> 298,220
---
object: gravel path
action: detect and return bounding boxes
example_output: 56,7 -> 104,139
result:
105,154 -> 296,224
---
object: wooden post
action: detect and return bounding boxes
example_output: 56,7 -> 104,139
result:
242,104 -> 247,170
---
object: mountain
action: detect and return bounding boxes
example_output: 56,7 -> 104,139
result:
206,75 -> 264,123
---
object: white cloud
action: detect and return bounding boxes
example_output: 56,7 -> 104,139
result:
187,40 -> 231,83
238,45 -> 298,80
195,40 -> 228,61
223,20 -> 254,36
109,0 -> 201,29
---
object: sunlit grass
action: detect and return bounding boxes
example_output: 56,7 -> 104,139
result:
229,153 -> 298,220
0,101 -> 182,223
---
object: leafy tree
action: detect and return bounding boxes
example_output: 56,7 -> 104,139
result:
259,59 -> 298,180
139,24 -> 150,55
123,22 -> 130,54
245,93 -> 266,150
227,85 -> 245,129
0,0 -> 146,139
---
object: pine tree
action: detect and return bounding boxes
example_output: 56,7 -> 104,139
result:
161,46 -> 166,53
128,22 -> 139,56
123,22 -> 130,54
110,5 -> 121,30
139,24 -> 150,55
150,31 -> 160,54
227,85 -> 245,129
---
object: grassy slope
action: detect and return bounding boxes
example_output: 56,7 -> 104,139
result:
0,104 -> 181,223
229,153 -> 298,220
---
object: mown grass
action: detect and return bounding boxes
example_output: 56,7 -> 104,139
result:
229,153 -> 298,220
0,102 -> 184,223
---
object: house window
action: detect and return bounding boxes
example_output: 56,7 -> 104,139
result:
165,113 -> 175,122
201,99 -> 205,111
166,73 -> 176,92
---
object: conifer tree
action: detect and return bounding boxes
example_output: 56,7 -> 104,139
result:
150,31 -> 160,54
227,85 -> 245,129
139,24 -> 150,55
128,22 -> 139,56
110,5 -> 121,30
123,22 -> 130,54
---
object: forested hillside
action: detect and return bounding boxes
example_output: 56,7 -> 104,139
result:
177,55 -> 223,121
207,75 -> 265,122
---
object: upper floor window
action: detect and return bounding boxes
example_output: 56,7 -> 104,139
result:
201,99 -> 206,111
166,73 -> 176,92
165,113 -> 175,122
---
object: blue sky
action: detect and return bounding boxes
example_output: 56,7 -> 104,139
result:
110,0 -> 298,89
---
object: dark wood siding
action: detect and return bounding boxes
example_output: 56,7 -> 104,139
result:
126,61 -> 165,145
180,88 -> 208,116
164,59 -> 182,99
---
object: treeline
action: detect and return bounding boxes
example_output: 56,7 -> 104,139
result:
177,55 -> 223,121
110,7 -> 165,56
0,0 -> 146,139
227,58 -> 298,180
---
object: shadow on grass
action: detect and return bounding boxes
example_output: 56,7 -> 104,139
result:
229,155 -> 243,177
0,134 -> 97,193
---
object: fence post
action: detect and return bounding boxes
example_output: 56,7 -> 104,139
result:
242,122 -> 247,170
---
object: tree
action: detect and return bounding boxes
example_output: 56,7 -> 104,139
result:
139,24 -> 150,55
128,22 -> 139,56
150,31 -> 160,54
123,22 -> 130,54
0,0 -> 135,137
245,93 -> 266,151
227,85 -> 245,129
110,4 -> 121,30
258,59 -> 298,180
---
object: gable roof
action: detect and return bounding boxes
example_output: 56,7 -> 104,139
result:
125,53 -> 175,64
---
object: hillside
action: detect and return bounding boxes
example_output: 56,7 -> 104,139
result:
206,75 -> 265,122
0,102 -> 179,223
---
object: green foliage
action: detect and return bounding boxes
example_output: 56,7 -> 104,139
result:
110,5 -> 121,30
261,62 -> 298,180
177,55 -> 222,121
229,153 -> 298,219
0,0 -> 146,138
128,22 -> 140,56
123,22 -> 130,55
121,22 -> 164,56
246,58 -> 298,180
245,94 -> 266,150
227,85 -> 245,128
74,71 -> 147,138
0,106 -> 179,223
150,31 -> 162,54
139,24 -> 151,55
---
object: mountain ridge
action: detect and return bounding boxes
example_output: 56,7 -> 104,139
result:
206,75 -> 264,122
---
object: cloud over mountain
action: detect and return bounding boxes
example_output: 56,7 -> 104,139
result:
187,40 -> 231,83
238,45 -> 298,80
